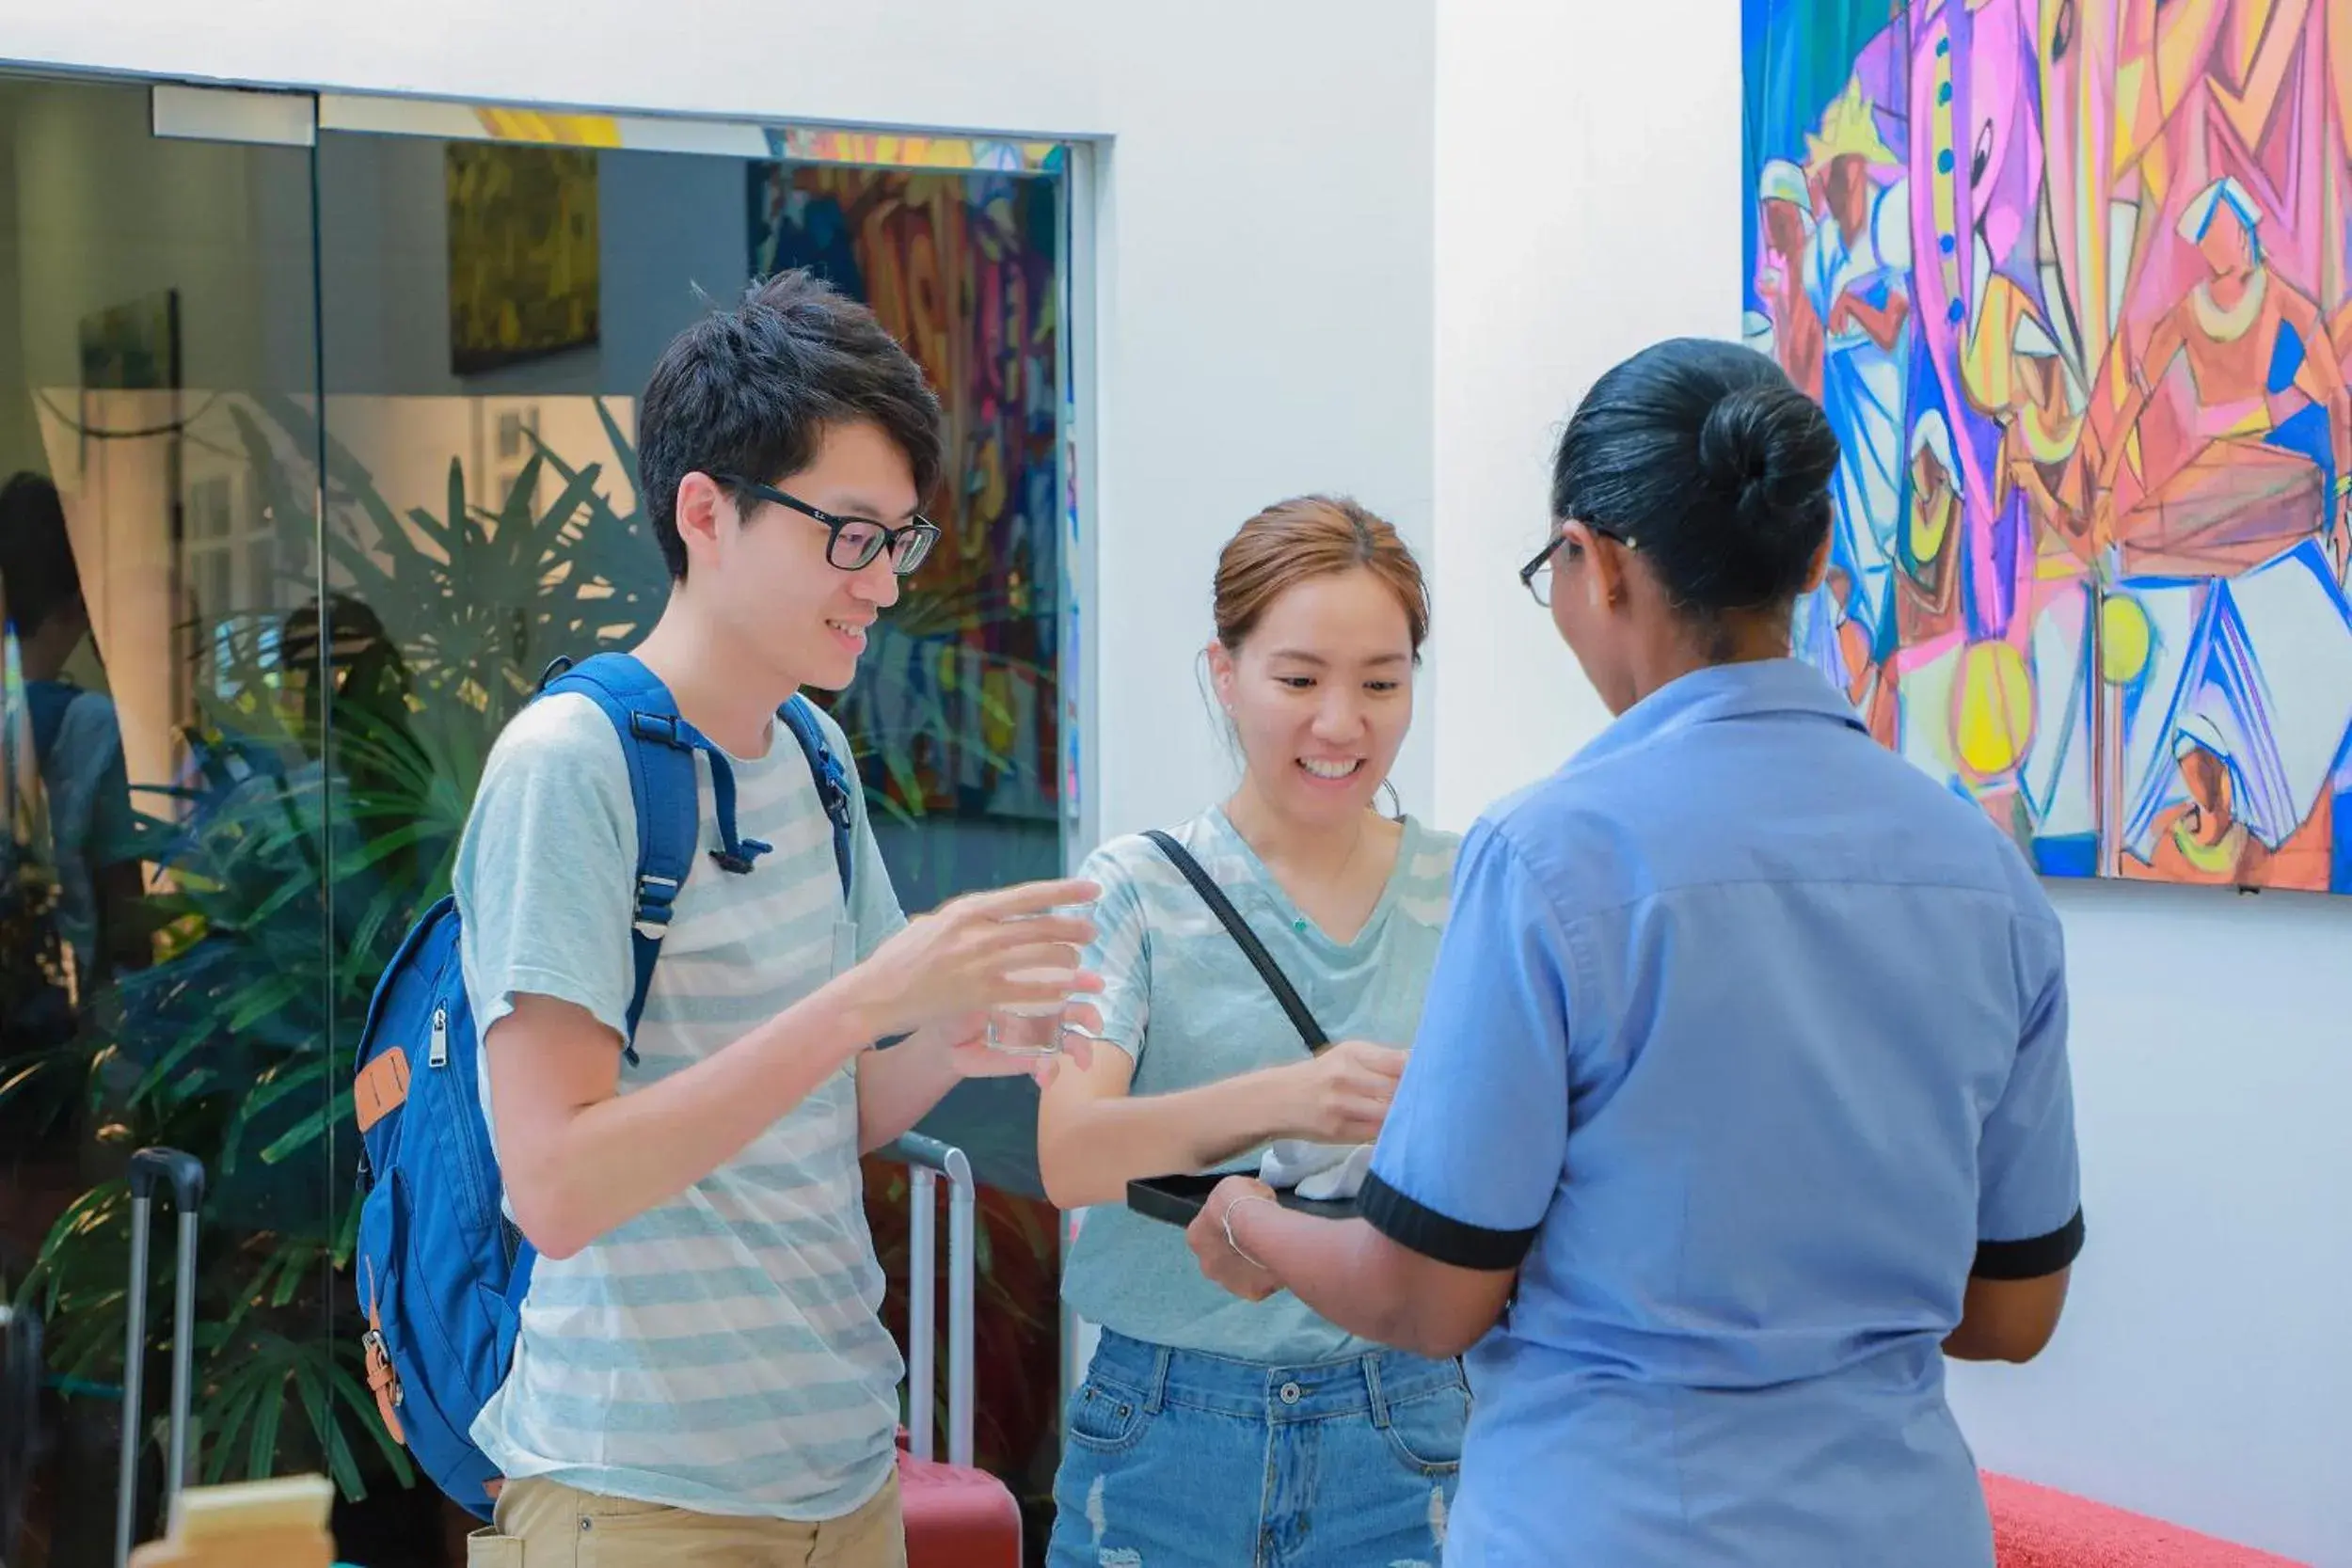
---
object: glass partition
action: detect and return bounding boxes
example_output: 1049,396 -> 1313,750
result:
322,117 -> 1076,1558
0,80 -> 1081,1567
0,71 -> 332,1568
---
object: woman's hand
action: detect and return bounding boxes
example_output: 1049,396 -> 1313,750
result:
1277,1039 -> 1407,1143
1187,1176 -> 1283,1302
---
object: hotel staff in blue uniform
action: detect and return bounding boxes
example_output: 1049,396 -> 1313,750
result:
1184,338 -> 2085,1566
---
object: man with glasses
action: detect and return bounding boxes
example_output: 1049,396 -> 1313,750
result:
453,270 -> 1096,1567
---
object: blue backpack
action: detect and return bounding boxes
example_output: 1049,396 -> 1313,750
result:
349,651 -> 856,1517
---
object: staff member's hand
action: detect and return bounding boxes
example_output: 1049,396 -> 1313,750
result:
1187,1176 -> 1283,1302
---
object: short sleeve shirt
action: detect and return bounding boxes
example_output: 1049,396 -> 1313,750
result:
1361,659 -> 2082,1565
1058,807 -> 1459,1365
454,692 -> 908,1521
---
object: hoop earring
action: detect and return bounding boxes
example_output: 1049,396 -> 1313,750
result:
1378,779 -> 1402,820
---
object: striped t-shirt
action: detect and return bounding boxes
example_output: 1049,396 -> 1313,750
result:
1058,807 -> 1460,1364
453,690 -> 906,1520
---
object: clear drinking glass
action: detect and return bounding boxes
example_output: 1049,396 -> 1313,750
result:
984,972 -> 1078,1056
985,902 -> 1100,1055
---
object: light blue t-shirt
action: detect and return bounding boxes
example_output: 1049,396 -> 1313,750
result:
1360,659 -> 2083,1566
454,691 -> 910,1520
1059,807 -> 1459,1365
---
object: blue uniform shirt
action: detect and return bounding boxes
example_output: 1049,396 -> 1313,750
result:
1361,658 -> 2083,1566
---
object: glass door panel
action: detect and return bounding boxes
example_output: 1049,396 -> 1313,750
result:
0,73 -> 331,1567
312,106 -> 1075,1552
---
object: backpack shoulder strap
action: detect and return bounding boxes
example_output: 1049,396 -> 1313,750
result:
778,694 -> 853,901
1142,829 -> 1327,1053
533,653 -> 714,1064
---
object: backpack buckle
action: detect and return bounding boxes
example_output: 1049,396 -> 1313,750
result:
708,835 -> 773,876
629,711 -> 690,750
634,872 -> 681,936
360,1263 -> 408,1448
361,1328 -> 404,1410
815,765 -> 853,833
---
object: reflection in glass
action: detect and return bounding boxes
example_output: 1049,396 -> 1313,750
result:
745,160 -> 1073,1506
316,126 -> 1078,1549
0,72 -> 364,1568
0,101 -> 1078,1565
753,162 -> 1067,907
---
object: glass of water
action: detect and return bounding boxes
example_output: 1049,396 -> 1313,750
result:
986,969 -> 1078,1056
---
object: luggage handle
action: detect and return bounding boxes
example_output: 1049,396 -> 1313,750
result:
890,1132 -> 974,1470
2,1302 -> 40,1568
127,1149 -> 206,1213
117,1147 -> 205,1568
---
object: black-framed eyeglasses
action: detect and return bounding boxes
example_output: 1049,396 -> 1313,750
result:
1518,535 -> 1565,608
1518,520 -> 1635,608
713,474 -> 940,575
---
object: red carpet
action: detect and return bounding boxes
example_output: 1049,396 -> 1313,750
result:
1985,1474 -> 2310,1566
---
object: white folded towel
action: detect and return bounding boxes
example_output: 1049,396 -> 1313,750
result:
1259,1139 -> 1375,1201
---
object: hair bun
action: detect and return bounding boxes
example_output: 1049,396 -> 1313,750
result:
1695,382 -> 1841,546
1549,339 -> 1843,616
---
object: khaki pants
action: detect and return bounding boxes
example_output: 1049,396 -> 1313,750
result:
467,1471 -> 906,1568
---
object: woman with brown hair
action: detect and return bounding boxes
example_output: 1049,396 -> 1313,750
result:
1035,497 -> 1464,1567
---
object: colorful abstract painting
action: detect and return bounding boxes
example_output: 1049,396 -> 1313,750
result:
747,161 -> 1065,838
1744,0 -> 2352,893
765,127 -> 1063,175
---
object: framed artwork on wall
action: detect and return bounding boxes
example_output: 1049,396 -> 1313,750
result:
445,142 -> 600,375
1744,0 -> 2352,894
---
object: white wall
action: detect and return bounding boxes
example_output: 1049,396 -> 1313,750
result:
0,0 -> 1438,842
1430,0 -> 1745,817
1429,4 -> 2351,1564
1947,877 -> 2352,1563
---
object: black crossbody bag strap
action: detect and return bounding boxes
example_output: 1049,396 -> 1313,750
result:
1143,829 -> 1328,1054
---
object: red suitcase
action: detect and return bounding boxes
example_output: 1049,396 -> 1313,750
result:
893,1134 -> 1022,1568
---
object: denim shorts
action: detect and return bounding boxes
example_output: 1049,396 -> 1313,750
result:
1046,1328 -> 1468,1568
